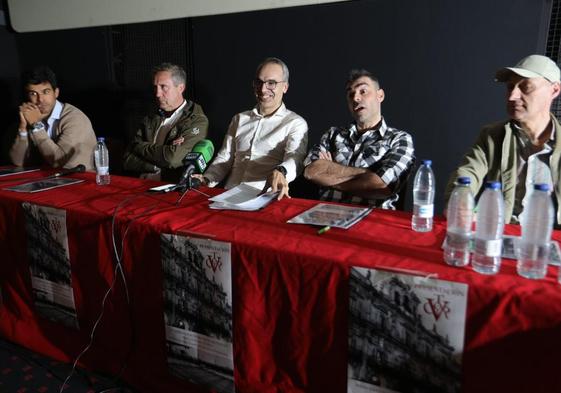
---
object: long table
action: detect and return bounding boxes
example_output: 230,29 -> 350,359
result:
0,170 -> 560,392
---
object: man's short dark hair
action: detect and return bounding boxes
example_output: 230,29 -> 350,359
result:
22,66 -> 58,89
347,69 -> 379,87
153,63 -> 186,86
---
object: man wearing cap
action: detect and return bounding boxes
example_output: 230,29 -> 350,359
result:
445,54 -> 561,225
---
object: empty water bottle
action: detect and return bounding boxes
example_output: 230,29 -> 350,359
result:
94,137 -> 110,185
517,183 -> 554,279
444,176 -> 474,267
412,160 -> 435,232
472,181 -> 504,274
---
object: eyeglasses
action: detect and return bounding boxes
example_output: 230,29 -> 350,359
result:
252,79 -> 285,90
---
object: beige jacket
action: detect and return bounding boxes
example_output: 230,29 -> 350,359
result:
10,103 -> 97,171
445,116 -> 561,225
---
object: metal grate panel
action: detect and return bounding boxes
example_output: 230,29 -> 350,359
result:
546,0 -> 561,116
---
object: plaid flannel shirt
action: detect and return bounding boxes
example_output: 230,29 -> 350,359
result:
304,119 -> 415,208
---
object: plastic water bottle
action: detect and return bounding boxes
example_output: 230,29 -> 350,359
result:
444,177 -> 474,267
517,183 -> 554,279
412,160 -> 435,232
94,137 -> 110,185
472,181 -> 504,274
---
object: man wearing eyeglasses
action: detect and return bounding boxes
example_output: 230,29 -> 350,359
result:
9,66 -> 97,170
195,57 -> 308,200
445,54 -> 561,225
303,69 -> 415,209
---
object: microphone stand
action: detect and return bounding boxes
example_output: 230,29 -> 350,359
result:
175,176 -> 210,206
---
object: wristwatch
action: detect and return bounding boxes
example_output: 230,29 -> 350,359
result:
31,122 -> 45,133
275,165 -> 287,177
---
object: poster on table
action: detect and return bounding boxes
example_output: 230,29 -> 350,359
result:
22,202 -> 78,329
348,267 -> 468,393
161,234 -> 234,393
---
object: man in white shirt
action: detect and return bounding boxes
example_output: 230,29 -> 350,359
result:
195,58 -> 308,200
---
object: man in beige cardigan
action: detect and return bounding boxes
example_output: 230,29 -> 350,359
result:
10,66 -> 97,170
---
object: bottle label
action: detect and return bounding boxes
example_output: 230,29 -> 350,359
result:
474,238 -> 502,257
97,166 -> 109,176
445,232 -> 471,249
414,204 -> 434,218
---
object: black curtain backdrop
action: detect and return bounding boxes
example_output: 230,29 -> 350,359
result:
0,0 -> 551,211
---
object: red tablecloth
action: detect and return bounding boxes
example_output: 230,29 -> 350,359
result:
0,170 -> 560,392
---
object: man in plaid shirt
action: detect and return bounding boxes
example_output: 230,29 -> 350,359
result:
304,69 -> 415,209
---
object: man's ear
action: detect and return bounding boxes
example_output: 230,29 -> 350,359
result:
552,82 -> 560,100
55,88 -> 60,99
377,88 -> 385,103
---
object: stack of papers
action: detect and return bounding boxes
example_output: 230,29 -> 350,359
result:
503,235 -> 560,266
209,184 -> 279,211
287,203 -> 372,229
441,234 -> 561,266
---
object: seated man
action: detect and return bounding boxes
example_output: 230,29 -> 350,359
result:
123,63 -> 208,182
195,57 -> 308,200
303,69 -> 415,209
445,54 -> 561,225
10,66 -> 97,170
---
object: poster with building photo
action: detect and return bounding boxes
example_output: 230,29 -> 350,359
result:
348,267 -> 468,393
22,203 -> 78,329
161,234 -> 234,393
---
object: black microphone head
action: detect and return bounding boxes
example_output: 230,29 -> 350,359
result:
189,175 -> 202,189
177,164 -> 195,187
51,164 -> 86,178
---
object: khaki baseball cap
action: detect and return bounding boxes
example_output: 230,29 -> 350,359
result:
495,54 -> 560,83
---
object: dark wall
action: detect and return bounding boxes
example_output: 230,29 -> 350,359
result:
15,27 -> 119,138
0,1 -> 21,163
0,0 -> 552,211
191,0 -> 551,209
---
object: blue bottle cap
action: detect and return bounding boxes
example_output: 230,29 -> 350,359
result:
485,181 -> 501,190
422,159 -> 432,166
97,137 -> 105,142
533,183 -> 550,192
457,176 -> 471,185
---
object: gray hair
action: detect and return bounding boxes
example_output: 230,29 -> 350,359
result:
256,57 -> 290,83
153,63 -> 186,86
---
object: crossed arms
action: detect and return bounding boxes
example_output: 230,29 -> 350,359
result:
304,150 -> 392,199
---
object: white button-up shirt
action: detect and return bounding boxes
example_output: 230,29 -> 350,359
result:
514,123 -> 555,223
204,103 -> 308,190
152,99 -> 187,143
46,100 -> 63,139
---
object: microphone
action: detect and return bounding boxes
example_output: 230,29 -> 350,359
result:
177,139 -> 214,189
49,164 -> 86,178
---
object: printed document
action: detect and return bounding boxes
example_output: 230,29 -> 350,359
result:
209,184 -> 278,211
287,203 -> 372,229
